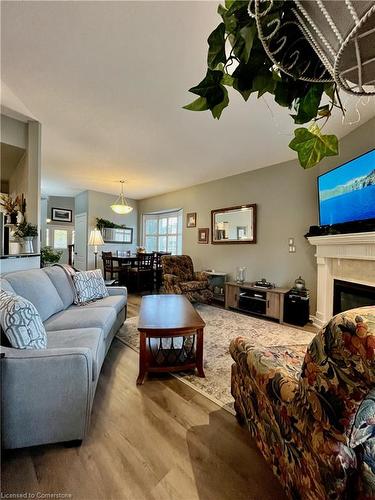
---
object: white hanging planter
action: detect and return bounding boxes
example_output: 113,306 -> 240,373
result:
252,0 -> 375,95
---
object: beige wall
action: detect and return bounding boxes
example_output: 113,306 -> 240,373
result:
138,117 -> 375,313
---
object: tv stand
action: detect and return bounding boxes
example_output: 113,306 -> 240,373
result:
225,282 -> 289,323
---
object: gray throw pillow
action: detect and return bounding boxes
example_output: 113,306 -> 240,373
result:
0,290 -> 47,349
72,269 -> 109,305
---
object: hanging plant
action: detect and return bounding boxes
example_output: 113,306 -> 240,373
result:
184,0 -> 344,169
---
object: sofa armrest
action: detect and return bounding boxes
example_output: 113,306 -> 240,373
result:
230,337 -> 301,402
106,286 -> 127,299
1,347 -> 93,449
163,274 -> 182,294
194,271 -> 209,282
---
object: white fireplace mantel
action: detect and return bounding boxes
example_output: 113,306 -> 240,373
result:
308,232 -> 375,327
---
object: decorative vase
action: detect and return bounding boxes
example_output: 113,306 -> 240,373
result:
16,211 -> 24,224
236,267 -> 246,284
22,236 -> 34,254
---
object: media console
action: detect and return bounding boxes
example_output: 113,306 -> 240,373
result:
225,282 -> 289,323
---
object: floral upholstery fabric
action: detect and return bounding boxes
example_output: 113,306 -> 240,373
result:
161,255 -> 213,303
230,306 -> 375,500
180,281 -> 208,293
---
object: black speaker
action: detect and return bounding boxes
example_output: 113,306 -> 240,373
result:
284,291 -> 310,327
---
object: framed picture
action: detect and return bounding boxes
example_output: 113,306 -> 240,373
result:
186,212 -> 196,228
198,228 -> 209,244
52,207 -> 72,223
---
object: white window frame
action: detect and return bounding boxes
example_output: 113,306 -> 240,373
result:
142,209 -> 183,254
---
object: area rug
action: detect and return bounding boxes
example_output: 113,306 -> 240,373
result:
116,304 -> 316,413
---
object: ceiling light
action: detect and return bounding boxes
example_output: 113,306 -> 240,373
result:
111,180 -> 133,215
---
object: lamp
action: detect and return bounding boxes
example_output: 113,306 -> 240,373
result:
111,180 -> 133,215
88,228 -> 104,269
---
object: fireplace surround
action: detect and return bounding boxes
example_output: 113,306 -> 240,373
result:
308,232 -> 375,327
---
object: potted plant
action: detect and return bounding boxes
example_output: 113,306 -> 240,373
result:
0,194 -> 20,224
184,0 -> 348,169
14,221 -> 38,253
41,246 -> 63,267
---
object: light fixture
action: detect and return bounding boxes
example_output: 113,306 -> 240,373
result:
111,180 -> 133,215
88,228 -> 104,269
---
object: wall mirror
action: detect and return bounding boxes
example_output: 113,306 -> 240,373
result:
101,227 -> 133,244
211,204 -> 256,244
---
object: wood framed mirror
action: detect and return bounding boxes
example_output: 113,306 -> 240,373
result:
211,204 -> 257,244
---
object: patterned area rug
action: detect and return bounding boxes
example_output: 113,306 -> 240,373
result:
116,304 -> 316,413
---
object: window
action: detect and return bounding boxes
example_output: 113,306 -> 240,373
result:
143,210 -> 182,254
53,229 -> 68,249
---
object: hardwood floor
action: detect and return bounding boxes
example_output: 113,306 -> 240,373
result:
1,294 -> 287,500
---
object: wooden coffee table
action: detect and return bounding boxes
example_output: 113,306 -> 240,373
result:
136,294 -> 206,385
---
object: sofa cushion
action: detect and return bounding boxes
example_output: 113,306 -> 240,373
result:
47,328 -> 105,381
44,307 -> 116,340
0,291 -> 47,349
68,295 -> 126,315
43,266 -> 75,309
3,269 -> 64,321
72,269 -> 109,305
0,278 -> 15,294
180,280 -> 208,293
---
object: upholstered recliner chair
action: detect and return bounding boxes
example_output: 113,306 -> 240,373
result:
161,255 -> 213,303
230,306 -> 375,499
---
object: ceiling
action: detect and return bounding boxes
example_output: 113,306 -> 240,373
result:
2,1 -> 375,200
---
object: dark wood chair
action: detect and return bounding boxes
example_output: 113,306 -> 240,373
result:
129,253 -> 155,293
153,251 -> 171,292
102,251 -> 122,281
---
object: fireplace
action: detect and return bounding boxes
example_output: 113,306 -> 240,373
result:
333,280 -> 375,315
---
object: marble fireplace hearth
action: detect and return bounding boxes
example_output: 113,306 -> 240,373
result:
308,232 -> 375,327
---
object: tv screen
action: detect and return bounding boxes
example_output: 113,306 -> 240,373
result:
318,149 -> 375,226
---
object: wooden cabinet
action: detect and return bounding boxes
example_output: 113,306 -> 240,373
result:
225,282 -> 288,323
225,284 -> 239,309
266,291 -> 280,320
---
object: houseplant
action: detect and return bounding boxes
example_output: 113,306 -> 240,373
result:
14,221 -> 38,253
184,0 -> 344,169
41,246 -> 63,267
0,194 -> 20,224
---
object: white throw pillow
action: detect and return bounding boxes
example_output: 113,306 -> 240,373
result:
0,290 -> 47,349
72,269 -> 109,305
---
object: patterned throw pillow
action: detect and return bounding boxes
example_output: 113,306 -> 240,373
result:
0,290 -> 47,349
72,269 -> 109,305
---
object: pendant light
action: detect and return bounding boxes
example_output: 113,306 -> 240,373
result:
111,180 -> 133,214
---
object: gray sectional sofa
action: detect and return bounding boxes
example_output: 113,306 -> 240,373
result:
0,265 -> 127,449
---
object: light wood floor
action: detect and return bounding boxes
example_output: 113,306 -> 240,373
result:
1,295 -> 288,500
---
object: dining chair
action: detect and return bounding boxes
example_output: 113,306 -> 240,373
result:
101,251 -> 122,281
129,252 -> 155,293
153,251 -> 171,292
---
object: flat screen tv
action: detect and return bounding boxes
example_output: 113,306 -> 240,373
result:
318,149 -> 375,227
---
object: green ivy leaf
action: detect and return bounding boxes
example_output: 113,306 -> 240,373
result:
292,84 -> 324,124
221,73 -> 234,86
188,69 -> 225,108
289,126 -> 338,168
211,86 -> 229,119
224,0 -> 235,8
252,68 -> 276,97
218,4 -> 237,33
324,82 -> 335,101
239,25 -> 257,64
207,23 -> 226,70
183,97 -> 210,112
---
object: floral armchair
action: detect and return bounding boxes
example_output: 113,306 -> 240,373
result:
161,255 -> 213,303
230,306 -> 375,499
